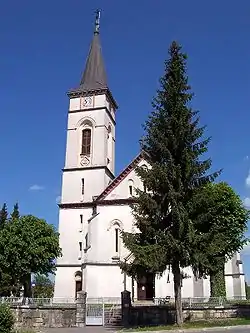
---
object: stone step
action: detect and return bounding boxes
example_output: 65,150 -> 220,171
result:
104,307 -> 122,328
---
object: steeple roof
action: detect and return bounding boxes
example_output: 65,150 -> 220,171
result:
68,10 -> 117,109
79,10 -> 107,92
79,32 -> 107,92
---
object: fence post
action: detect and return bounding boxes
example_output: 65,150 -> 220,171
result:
76,291 -> 87,327
102,298 -> 105,326
189,297 -> 192,309
121,290 -> 131,328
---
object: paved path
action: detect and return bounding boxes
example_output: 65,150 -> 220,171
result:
40,326 -> 250,333
40,328 -> 111,333
40,328 -> 116,333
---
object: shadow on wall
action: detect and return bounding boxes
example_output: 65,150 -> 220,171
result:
129,306 -> 176,327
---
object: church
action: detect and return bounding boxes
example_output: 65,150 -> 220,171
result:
54,12 -> 246,301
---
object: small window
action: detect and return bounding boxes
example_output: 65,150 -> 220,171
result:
128,179 -> 134,197
115,228 -> 119,253
79,242 -> 82,252
80,214 -> 83,224
92,205 -> 97,215
81,129 -> 91,156
85,233 -> 89,248
81,179 -> 84,195
129,185 -> 133,196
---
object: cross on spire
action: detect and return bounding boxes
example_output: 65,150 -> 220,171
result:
94,9 -> 101,34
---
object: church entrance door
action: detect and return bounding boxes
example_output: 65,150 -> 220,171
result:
137,273 -> 154,301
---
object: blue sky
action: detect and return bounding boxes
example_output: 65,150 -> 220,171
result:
1,1 -> 250,280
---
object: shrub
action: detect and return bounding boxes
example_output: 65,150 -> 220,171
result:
0,304 -> 15,333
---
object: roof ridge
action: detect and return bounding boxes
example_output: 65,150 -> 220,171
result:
96,152 -> 144,201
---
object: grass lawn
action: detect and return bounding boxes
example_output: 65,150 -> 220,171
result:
124,318 -> 250,331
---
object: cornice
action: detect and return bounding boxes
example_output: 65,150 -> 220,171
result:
62,165 -> 115,180
67,87 -> 118,110
68,106 -> 115,126
58,198 -> 136,209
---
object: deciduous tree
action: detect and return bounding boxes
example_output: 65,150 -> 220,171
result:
0,215 -> 61,297
189,182 -> 249,297
32,274 -> 54,298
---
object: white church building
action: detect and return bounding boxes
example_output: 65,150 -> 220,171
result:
54,13 -> 246,301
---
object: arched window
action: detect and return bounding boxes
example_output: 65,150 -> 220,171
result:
75,271 -> 82,299
107,125 -> 112,167
81,129 -> 91,156
107,220 -> 123,256
141,164 -> 148,192
128,179 -> 134,197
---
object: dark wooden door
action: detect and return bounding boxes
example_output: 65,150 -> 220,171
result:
137,281 -> 147,300
137,273 -> 155,300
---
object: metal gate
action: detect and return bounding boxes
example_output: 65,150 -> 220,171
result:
86,298 -> 104,326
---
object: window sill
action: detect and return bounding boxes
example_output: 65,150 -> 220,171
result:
112,255 -> 120,262
84,245 -> 91,253
80,154 -> 91,158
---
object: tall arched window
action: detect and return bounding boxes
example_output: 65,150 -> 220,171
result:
107,220 -> 123,257
107,125 -> 112,167
74,271 -> 82,299
81,129 -> 91,156
128,179 -> 134,197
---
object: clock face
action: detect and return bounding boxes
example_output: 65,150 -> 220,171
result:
82,96 -> 93,108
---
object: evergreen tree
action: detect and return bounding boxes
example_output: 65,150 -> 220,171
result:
121,41 -> 219,325
11,203 -> 20,220
0,204 -> 8,229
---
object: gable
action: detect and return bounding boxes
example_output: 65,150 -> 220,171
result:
96,153 -> 149,201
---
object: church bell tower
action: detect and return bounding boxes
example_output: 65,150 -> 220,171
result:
54,11 -> 118,299
61,10 -> 117,203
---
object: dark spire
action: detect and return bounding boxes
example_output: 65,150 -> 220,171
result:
79,10 -> 108,92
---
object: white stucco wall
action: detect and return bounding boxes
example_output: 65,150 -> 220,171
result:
57,207 -> 92,265
86,205 -> 133,264
84,265 -> 126,298
54,266 -> 81,299
61,169 -> 110,203
105,159 -> 149,200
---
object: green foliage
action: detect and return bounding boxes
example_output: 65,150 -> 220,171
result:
245,282 -> 250,299
32,274 -> 54,298
0,214 -> 61,297
189,182 -> 249,296
210,266 -> 226,298
0,304 -> 15,333
10,203 -> 19,220
0,204 -> 8,230
121,41 -> 219,325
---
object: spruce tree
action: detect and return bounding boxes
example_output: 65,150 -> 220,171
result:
0,204 -> 8,229
121,41 -> 219,325
11,203 -> 20,220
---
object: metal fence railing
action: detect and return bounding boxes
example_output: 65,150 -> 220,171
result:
0,297 -> 76,307
0,296 -> 248,308
153,296 -> 248,308
86,297 -> 121,305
